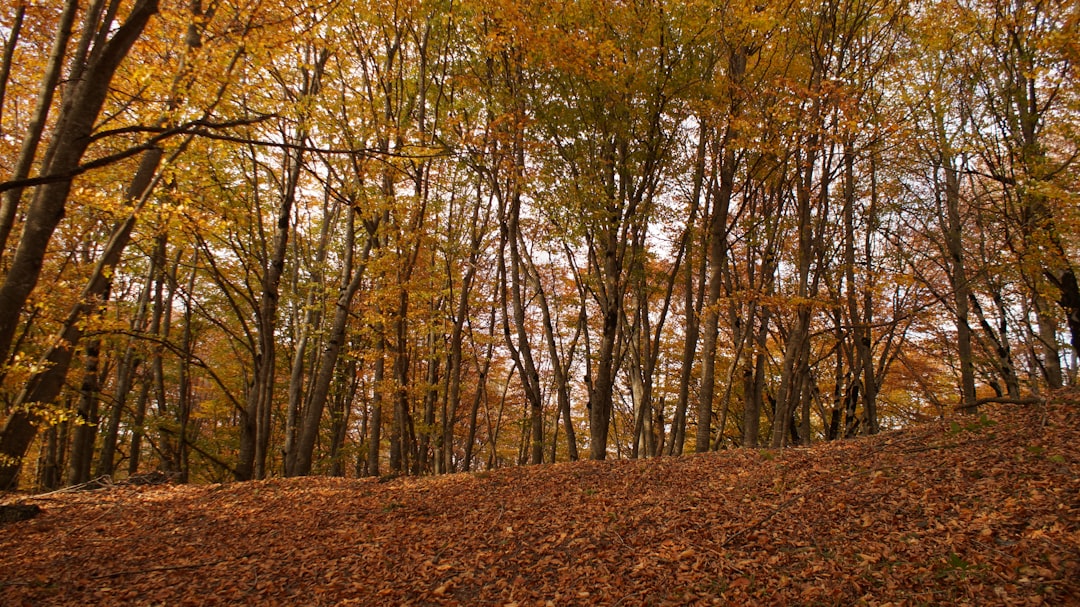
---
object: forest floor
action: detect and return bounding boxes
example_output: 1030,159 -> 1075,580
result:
2,397 -> 1078,606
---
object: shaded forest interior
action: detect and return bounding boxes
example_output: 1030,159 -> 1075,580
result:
0,0 -> 1077,489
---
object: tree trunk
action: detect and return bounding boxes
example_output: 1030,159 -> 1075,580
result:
495,174 -> 545,465
0,0 -> 78,259
442,196 -> 489,471
282,203 -> 333,475
130,234 -> 168,478
37,420 -> 69,491
328,358 -> 357,477
463,305 -> 496,472
589,266 -> 619,461
235,49 -> 327,481
0,148 -> 164,488
95,261 -> 153,477
1032,293 -> 1063,388
366,331 -> 385,477
696,46 -> 744,453
390,290 -> 411,474
174,257 -> 198,483
968,291 -> 1021,401
0,1 -> 26,133
771,149 -> 817,449
420,335 -> 441,474
0,0 -> 158,368
1054,268 -> 1080,361
843,142 -> 879,435
67,338 -> 104,486
290,208 -> 369,476
668,128 -> 708,456
510,214 -> 544,465
941,146 -> 978,412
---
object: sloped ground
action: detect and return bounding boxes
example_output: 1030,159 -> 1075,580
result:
2,397 -> 1078,606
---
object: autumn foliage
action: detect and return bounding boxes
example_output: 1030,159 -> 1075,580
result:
0,0 -> 1078,511
2,397 -> 1077,605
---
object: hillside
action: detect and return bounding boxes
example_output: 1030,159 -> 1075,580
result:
2,399 -> 1078,606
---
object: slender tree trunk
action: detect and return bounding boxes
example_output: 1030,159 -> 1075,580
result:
155,250 -> 182,473
441,195 -> 488,472
420,334 -> 440,474
843,143 -> 879,435
328,358 -> 357,477
174,262 -> 197,483
235,49 -> 327,481
290,208 -> 369,476
589,254 -> 619,461
695,46 -> 744,453
366,331 -> 385,477
968,291 -> 1021,400
937,135 -> 979,412
0,0 -> 79,259
96,260 -> 153,477
0,0 -> 26,134
282,204 -> 333,475
670,233 -> 705,455
742,306 -> 770,447
463,305 -> 496,472
629,328 -> 647,459
37,420 -> 69,491
0,0 -> 158,369
1032,293 -> 1063,388
67,338 -> 104,486
525,243 -> 583,462
743,220 -> 776,448
1054,269 -> 1080,362
495,175 -> 544,465
131,234 -> 167,477
697,163 -> 740,445
506,200 -> 544,465
798,366 -> 812,445
390,290 -> 411,474
771,147 -> 817,449
668,128 -> 707,456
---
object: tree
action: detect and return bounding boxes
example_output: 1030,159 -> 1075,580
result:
0,0 -> 160,488
532,0 -> 692,459
961,0 -> 1078,381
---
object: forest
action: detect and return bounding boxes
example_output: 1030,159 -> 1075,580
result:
0,0 -> 1076,490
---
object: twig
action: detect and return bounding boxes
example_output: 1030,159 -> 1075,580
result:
901,443 -> 964,454
611,590 -> 643,607
900,436 -> 995,454
0,580 -> 49,589
720,494 -> 801,547
88,554 -> 252,579
22,476 -> 114,499
609,529 -> 630,549
956,396 -> 1045,411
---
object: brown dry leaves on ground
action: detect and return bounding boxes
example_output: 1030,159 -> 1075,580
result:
2,399 -> 1078,606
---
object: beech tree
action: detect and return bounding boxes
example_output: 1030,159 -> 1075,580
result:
961,0 -> 1078,382
0,0 -> 161,488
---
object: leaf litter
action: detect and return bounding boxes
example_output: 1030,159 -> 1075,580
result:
1,397 -> 1077,606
